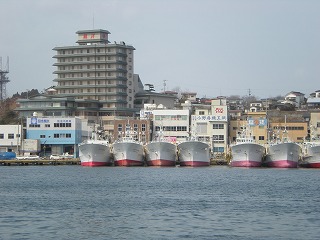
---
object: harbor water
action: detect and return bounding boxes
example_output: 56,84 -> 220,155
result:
0,166 -> 319,240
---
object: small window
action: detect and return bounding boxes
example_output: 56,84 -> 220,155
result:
8,134 -> 14,139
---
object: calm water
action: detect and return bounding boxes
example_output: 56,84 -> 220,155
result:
0,166 -> 319,240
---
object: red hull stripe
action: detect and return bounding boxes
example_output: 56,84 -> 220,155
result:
266,160 -> 298,168
147,159 -> 176,167
300,162 -> 320,168
81,162 -> 111,167
231,161 -> 261,167
114,159 -> 144,166
179,161 -> 210,167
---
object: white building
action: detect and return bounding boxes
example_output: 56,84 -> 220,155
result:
152,109 -> 190,143
0,125 -> 22,153
284,91 -> 305,108
191,98 -> 229,156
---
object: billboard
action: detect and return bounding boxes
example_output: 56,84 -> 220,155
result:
248,118 -> 267,127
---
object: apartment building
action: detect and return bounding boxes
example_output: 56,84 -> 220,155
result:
51,29 -> 144,133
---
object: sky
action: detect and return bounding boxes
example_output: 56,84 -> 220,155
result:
0,0 -> 319,99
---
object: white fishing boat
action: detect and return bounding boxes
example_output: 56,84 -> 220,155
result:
78,126 -> 112,167
230,125 -> 265,167
177,126 -> 211,167
300,126 -> 320,168
112,126 -> 144,167
145,128 -> 177,167
265,117 -> 301,168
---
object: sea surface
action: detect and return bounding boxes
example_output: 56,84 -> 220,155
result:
0,165 -> 319,240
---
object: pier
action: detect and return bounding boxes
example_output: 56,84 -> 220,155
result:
0,158 -> 228,166
0,158 -> 80,166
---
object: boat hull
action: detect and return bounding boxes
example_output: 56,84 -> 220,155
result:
177,141 -> 210,167
265,142 -> 301,168
230,143 -> 265,167
145,141 -> 177,166
301,145 -> 320,168
113,142 -> 144,166
79,142 -> 111,167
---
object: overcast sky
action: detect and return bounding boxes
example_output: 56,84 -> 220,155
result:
0,0 -> 319,99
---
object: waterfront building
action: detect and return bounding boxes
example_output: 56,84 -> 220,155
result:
267,111 -> 308,143
0,125 -> 22,153
191,98 -> 229,157
26,114 -> 84,157
229,111 -> 268,145
152,109 -> 190,143
113,118 -> 151,144
308,111 -> 320,139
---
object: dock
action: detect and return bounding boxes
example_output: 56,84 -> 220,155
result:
210,158 -> 229,165
0,158 -> 80,166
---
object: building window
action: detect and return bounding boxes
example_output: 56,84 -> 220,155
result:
177,126 -> 187,131
118,124 -> 122,133
142,124 -> 146,132
54,122 -> 72,127
212,135 -> 224,143
0,134 -> 4,139
258,136 -> 265,140
213,124 -> 224,129
213,147 -> 224,153
199,111 -> 205,115
29,124 -> 40,128
40,135 -> 45,138
8,134 -> 14,139
53,133 -> 71,138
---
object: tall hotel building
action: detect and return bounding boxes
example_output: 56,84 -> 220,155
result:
52,29 -> 143,132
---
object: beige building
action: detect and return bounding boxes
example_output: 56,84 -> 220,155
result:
309,111 -> 320,139
229,110 -> 308,145
229,111 -> 268,145
52,29 -> 143,133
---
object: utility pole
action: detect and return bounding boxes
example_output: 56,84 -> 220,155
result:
163,80 -> 167,92
0,57 -> 10,100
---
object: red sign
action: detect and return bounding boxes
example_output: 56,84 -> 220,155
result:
215,108 -> 224,114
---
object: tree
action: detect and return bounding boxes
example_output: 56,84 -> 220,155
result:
242,94 -> 258,109
0,99 -> 18,124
